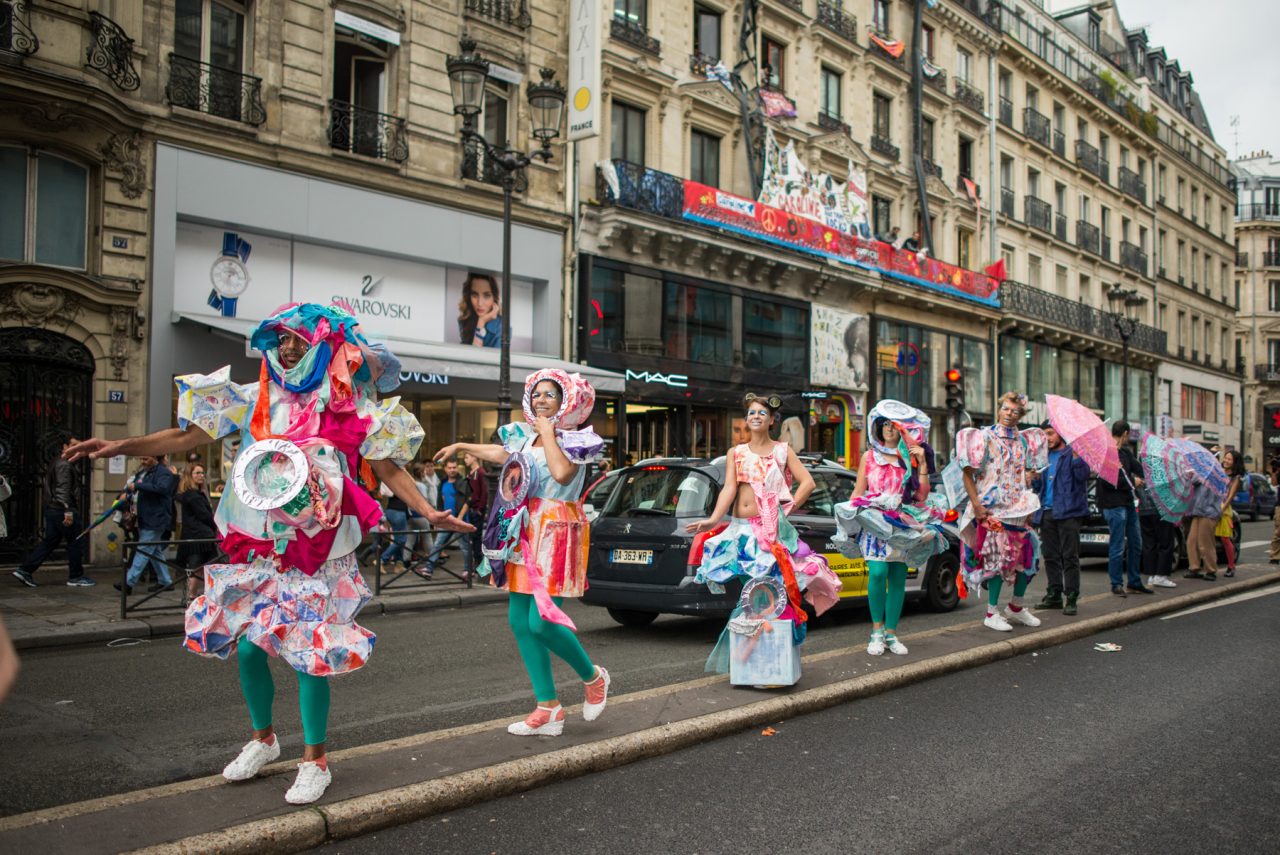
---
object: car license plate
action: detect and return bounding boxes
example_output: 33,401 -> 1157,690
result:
612,549 -> 653,565
1081,533 -> 1109,543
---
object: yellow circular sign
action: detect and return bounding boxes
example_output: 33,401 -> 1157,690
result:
573,87 -> 591,111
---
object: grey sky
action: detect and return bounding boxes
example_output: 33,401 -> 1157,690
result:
1104,0 -> 1280,159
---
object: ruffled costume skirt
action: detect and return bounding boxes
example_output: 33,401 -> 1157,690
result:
833,501 -> 951,569
183,552 -> 375,677
959,515 -> 1040,591
697,517 -> 841,620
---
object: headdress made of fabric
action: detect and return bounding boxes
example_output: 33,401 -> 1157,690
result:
868,399 -> 931,456
250,302 -> 402,397
522,368 -> 595,429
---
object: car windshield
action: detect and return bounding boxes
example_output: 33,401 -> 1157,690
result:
602,467 -> 717,518
584,471 -> 620,508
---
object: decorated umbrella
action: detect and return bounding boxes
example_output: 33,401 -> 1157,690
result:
1044,394 -> 1119,486
1139,434 -> 1196,521
1168,438 -> 1230,499
77,495 -> 127,540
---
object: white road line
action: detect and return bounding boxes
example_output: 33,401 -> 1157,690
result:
1160,585 -> 1280,620
1239,540 -> 1270,549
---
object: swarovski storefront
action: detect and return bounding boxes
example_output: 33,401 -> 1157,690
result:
149,145 -> 622,479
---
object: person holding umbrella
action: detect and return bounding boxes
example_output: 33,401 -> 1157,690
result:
1031,423 -> 1091,616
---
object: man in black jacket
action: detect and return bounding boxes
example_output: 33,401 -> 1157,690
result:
1095,421 -> 1154,596
114,454 -> 178,595
13,435 -> 90,587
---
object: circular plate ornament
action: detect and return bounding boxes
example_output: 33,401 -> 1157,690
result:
231,438 -> 310,511
496,452 -> 535,508
738,576 -> 788,621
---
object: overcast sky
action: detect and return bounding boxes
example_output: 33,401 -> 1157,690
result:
1097,0 -> 1280,160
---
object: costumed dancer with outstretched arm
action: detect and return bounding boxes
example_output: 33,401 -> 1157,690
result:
833,401 -> 950,656
66,304 -> 471,804
686,394 -> 841,676
956,392 -> 1048,632
436,369 -> 610,737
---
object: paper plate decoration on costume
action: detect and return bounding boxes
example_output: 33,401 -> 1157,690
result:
232,438 -> 310,511
480,452 -> 539,586
738,575 -> 788,621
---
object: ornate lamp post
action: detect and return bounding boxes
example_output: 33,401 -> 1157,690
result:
446,36 -> 566,425
1107,284 -> 1147,422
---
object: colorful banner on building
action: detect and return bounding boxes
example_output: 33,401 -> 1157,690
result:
759,129 -> 870,237
681,182 -> 1001,308
758,88 -> 797,118
811,305 -> 869,391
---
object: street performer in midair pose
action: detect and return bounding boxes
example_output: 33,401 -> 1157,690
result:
956,391 -> 1048,632
65,303 -> 471,804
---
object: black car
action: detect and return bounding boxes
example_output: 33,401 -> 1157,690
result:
582,456 -> 961,627
1077,485 -> 1239,567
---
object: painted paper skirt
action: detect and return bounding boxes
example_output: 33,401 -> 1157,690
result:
503,497 -> 589,599
183,552 -> 375,677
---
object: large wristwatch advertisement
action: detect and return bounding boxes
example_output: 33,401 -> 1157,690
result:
207,231 -> 252,317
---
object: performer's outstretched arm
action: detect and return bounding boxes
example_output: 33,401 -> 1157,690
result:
369,458 -> 474,532
65,425 -> 212,462
435,441 -> 509,466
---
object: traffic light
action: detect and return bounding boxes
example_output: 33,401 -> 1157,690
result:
944,367 -> 965,413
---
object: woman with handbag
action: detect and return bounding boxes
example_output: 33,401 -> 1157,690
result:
1216,450 -> 1245,577
176,463 -> 219,607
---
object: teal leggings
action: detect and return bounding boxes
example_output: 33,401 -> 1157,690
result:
987,572 -> 1032,608
508,593 -> 595,703
866,561 -> 908,632
236,637 -> 331,745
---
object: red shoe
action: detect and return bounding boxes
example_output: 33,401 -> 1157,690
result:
507,705 -> 564,736
582,666 -> 611,722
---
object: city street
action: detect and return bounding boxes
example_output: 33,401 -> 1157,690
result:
1,522 -> 1274,818
328,581 -> 1280,855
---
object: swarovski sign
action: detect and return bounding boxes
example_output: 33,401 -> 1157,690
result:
626,369 -> 688,388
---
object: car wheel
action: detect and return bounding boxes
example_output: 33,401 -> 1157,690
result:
606,608 -> 659,628
923,551 -> 960,612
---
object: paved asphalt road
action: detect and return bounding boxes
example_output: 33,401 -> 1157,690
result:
329,583 -> 1280,855
0,522 -> 1274,817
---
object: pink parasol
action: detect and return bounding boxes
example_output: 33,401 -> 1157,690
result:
1044,394 -> 1120,486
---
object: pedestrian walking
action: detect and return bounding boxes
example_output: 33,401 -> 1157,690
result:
13,434 -> 91,588
66,303 -> 469,804
113,455 -> 178,594
416,458 -> 471,579
1217,450 -> 1244,577
176,463 -> 219,607
1138,479 -> 1178,589
1033,423 -> 1090,616
436,369 -> 612,736
378,480 -> 412,569
1096,421 -> 1152,596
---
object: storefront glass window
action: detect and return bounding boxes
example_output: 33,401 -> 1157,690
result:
1028,342 -> 1057,401
742,298 -> 805,375
921,330 -> 947,410
961,338 -> 991,414
1078,355 -> 1102,409
1103,361 -> 1124,418
875,320 -> 926,406
1129,368 -> 1153,429
1055,350 -> 1078,400
664,281 -> 732,366
998,336 -> 1028,396
588,266 -> 626,353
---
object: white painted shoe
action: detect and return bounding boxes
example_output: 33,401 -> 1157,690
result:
984,612 -> 1013,632
222,738 -> 281,782
582,666 -> 611,722
867,631 -> 886,656
1004,606 -> 1042,627
507,705 -> 565,736
884,634 -> 909,655
284,761 -> 332,805
1150,575 -> 1177,588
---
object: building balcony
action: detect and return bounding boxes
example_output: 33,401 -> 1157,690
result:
597,160 -> 683,219
689,51 -> 719,77
1023,107 -> 1051,149
818,110 -> 850,135
953,79 -> 985,113
1118,166 -> 1147,205
924,66 -> 948,94
777,0 -> 806,13
0,0 -> 38,57
998,96 -> 1013,127
463,0 -> 531,29
86,11 -> 141,92
1255,364 -> 1280,383
166,53 -> 267,126
922,157 -> 943,182
1075,139 -> 1106,182
1120,241 -> 1148,276
1024,196 -> 1052,234
1076,220 -> 1100,255
1236,251 -> 1248,267
1054,212 -> 1067,241
328,100 -> 408,163
871,134 -> 900,160
1236,203 -> 1280,222
460,137 -> 527,191
815,1 -> 858,43
610,15 -> 661,56
1052,129 -> 1065,158
1265,251 -> 1280,267
956,174 -> 979,197
1001,280 -> 1167,355
1000,187 -> 1015,219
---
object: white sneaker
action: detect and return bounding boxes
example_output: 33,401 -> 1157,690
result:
867,632 -> 886,656
884,634 -> 909,655
222,738 -> 281,782
284,761 -> 332,804
984,612 -> 1013,632
582,666 -> 611,722
507,705 -> 565,736
1004,606 -> 1042,627
1150,575 -> 1177,588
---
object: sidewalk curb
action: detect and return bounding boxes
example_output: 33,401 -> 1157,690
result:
125,571 -> 1280,855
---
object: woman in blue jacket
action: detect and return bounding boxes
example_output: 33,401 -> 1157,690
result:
1033,424 -> 1091,615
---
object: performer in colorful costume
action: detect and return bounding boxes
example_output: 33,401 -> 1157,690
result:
956,391 -> 1048,632
65,303 -> 470,804
436,369 -> 611,737
833,400 -> 950,656
687,394 -> 841,675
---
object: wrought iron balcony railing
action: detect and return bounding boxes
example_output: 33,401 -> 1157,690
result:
1120,241 -> 1148,276
0,0 -> 38,56
598,160 -> 684,220
1001,280 -> 1166,354
1076,220 -> 1100,255
815,1 -> 857,42
328,100 -> 408,163
1236,252 -> 1248,267
871,134 -> 900,160
464,0 -> 531,29
1076,139 -> 1103,181
1053,129 -> 1065,158
922,157 -> 943,181
778,0 -> 806,13
1023,107 -> 1051,149
461,137 -> 528,192
818,110 -> 850,135
689,51 -> 717,77
1236,203 -> 1280,222
610,15 -> 660,56
1118,166 -> 1146,205
166,53 -> 266,125
1054,212 -> 1067,241
1024,196 -> 1052,234
1000,187 -> 1015,218
85,11 -> 140,91
953,79 -> 985,113
1265,251 -> 1280,267
924,66 -> 948,94
998,96 -> 1013,127
1254,364 -> 1280,383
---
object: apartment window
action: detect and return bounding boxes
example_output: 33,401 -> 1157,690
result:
1101,206 -> 1110,238
1225,393 -> 1235,425
610,100 -> 646,163
1158,164 -> 1167,199
693,4 -> 721,60
1236,280 -> 1241,307
1119,146 -> 1129,169
690,129 -> 720,187
1270,339 -> 1280,367
1098,132 -> 1109,163
1028,255 -> 1042,289
1027,168 -> 1040,198
873,93 -> 892,139
1079,194 -> 1090,221
872,0 -> 890,35
613,0 -> 646,25
1180,385 -> 1217,421
1025,85 -> 1038,111
1269,280 -> 1280,312
1055,264 -> 1068,296
0,147 -> 89,269
1191,247 -> 1199,283
1000,156 -> 1013,192
332,19 -> 397,157
1177,177 -> 1185,209
956,47 -> 972,83
1121,216 -> 1131,243
821,67 -> 842,118
1077,117 -> 1088,143
1158,302 -> 1168,331
958,136 -> 973,179
762,36 -> 785,89
1191,186 -> 1199,220
1191,314 -> 1200,351
1080,274 -> 1092,304
1054,183 -> 1066,216
998,70 -> 1011,101
1177,239 -> 1186,277
957,228 -> 972,270
1158,229 -> 1167,267
174,0 -> 249,120
1139,225 -> 1148,253
872,195 -> 892,239
922,25 -> 935,60
1267,187 -> 1280,216
922,117 -> 935,162
1001,244 -> 1015,272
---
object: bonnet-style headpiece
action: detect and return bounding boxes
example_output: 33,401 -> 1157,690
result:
522,368 -> 595,429
868,399 -> 931,456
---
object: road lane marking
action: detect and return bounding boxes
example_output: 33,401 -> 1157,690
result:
1159,584 -> 1280,620
1239,540 -> 1270,549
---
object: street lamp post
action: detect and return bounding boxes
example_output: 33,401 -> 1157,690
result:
446,36 -> 566,426
1107,284 -> 1147,423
